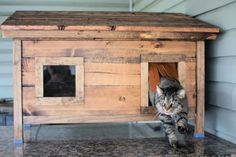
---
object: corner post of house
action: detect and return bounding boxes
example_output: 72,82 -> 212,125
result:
194,41 -> 205,138
13,39 -> 23,145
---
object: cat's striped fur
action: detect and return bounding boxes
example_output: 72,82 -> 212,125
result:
150,77 -> 189,148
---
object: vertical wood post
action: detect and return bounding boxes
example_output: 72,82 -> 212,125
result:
194,41 -> 205,138
13,40 -> 23,144
141,62 -> 149,110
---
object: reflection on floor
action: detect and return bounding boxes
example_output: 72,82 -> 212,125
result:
1,123 -> 236,157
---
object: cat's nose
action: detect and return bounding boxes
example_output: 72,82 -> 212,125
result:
165,104 -> 172,110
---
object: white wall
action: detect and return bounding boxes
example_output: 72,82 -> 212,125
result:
140,0 -> 236,144
0,0 -> 130,99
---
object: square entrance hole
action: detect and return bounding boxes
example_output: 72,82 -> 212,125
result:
43,65 -> 76,97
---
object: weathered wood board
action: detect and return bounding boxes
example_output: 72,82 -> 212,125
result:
1,11 -> 219,33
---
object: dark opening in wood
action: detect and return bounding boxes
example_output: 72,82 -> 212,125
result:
43,65 -> 76,97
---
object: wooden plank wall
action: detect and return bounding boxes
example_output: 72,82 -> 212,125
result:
141,0 -> 236,144
0,0 -> 129,99
22,40 -> 196,120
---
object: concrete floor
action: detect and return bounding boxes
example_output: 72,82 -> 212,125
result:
1,123 -> 236,157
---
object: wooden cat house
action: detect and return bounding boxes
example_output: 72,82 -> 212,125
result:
0,11 -> 219,144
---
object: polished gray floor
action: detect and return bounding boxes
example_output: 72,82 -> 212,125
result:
1,123 -> 236,157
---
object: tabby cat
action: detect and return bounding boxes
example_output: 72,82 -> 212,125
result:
152,77 -> 189,148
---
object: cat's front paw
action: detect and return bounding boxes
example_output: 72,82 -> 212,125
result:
169,138 -> 177,149
178,126 -> 191,134
178,126 -> 187,134
170,113 -> 179,120
168,135 -> 177,148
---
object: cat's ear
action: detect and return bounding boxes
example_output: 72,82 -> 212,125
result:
156,85 -> 163,96
177,89 -> 185,99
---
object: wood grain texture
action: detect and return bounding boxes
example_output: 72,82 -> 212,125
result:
22,61 -> 141,86
141,62 -> 148,107
22,40 -> 195,52
195,41 -> 205,134
22,40 -> 196,61
2,30 -> 217,40
22,86 -> 140,116
13,40 -> 23,141
178,62 -> 196,108
23,114 -> 154,124
1,11 -> 219,33
141,54 -> 196,62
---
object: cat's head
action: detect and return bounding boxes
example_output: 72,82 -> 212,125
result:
155,85 -> 185,113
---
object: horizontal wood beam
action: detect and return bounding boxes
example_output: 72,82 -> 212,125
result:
24,114 -> 154,124
2,30 -> 217,40
141,54 -> 196,62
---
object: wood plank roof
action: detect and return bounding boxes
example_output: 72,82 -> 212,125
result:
1,11 -> 219,33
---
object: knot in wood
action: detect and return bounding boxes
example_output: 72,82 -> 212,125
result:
58,25 -> 65,30
155,42 -> 161,48
119,96 -> 126,102
110,25 -> 116,31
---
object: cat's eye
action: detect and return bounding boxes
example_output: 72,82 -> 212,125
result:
159,99 -> 165,105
